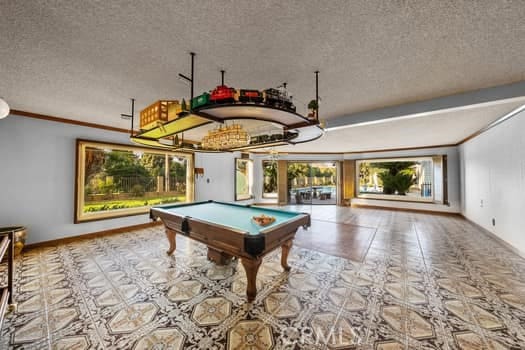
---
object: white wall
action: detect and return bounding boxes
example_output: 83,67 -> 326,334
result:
346,146 -> 461,213
194,152 -> 255,204
0,115 -> 152,244
194,152 -> 236,202
460,110 -> 525,254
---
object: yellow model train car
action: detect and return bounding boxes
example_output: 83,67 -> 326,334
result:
140,100 -> 181,130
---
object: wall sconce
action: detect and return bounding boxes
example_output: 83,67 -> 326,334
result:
0,97 -> 10,119
194,168 -> 204,179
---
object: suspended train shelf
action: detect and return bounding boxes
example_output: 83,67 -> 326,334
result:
127,53 -> 324,153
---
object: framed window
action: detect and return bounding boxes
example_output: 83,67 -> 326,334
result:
235,158 -> 253,201
75,139 -> 194,223
262,160 -> 278,198
356,156 -> 440,203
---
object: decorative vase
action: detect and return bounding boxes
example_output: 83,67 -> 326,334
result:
0,226 -> 27,256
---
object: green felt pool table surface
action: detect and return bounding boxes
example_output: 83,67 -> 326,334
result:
152,201 -> 303,235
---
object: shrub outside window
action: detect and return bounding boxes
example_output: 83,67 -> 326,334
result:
356,157 -> 438,202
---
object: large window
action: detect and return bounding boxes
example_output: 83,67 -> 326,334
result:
287,162 -> 337,205
75,139 -> 194,222
235,158 -> 253,201
356,156 -> 442,202
262,160 -> 277,198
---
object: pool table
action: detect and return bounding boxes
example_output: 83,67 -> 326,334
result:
150,201 -> 310,301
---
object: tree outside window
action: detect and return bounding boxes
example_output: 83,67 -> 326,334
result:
262,160 -> 277,198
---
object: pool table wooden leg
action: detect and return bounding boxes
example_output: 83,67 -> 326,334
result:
281,239 -> 293,271
241,257 -> 262,302
165,229 -> 176,255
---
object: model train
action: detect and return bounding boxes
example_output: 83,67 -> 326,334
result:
140,84 -> 295,131
191,84 -> 295,112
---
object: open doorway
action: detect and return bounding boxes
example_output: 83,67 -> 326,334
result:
287,162 -> 337,205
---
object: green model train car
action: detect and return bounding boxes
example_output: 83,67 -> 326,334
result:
191,92 -> 210,110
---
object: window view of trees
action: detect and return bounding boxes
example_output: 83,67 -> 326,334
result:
262,160 -> 277,198
235,158 -> 253,201
77,142 -> 191,221
287,162 -> 337,204
358,158 -> 433,200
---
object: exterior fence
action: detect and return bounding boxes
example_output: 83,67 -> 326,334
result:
87,175 -> 186,195
291,176 -> 335,187
118,176 -> 157,193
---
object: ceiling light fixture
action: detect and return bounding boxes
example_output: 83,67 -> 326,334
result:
0,97 -> 10,119
269,147 -> 280,162
201,123 -> 250,150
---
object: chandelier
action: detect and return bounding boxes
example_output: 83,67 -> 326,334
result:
200,123 -> 250,150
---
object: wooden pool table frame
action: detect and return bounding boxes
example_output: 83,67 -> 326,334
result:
150,201 -> 310,301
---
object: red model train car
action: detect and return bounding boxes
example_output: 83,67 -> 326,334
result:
210,85 -> 236,103
190,84 -> 296,113
237,89 -> 264,103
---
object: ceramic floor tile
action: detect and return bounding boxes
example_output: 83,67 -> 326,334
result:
2,207 -> 525,349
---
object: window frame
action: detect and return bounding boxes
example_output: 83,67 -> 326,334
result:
355,155 -> 438,203
261,160 -> 278,199
234,158 -> 254,201
74,139 -> 194,223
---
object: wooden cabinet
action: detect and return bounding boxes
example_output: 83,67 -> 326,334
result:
0,229 -> 14,330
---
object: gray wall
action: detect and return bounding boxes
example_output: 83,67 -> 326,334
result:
0,115 -> 151,244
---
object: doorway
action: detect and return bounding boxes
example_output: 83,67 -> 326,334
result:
287,162 -> 338,205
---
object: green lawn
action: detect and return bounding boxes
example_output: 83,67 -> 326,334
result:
84,195 -> 186,212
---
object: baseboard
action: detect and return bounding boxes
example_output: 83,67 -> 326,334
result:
25,221 -> 162,250
460,214 -> 525,260
351,203 -> 461,216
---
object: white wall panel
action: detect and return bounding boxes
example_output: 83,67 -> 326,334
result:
460,110 -> 525,254
194,152 -> 236,202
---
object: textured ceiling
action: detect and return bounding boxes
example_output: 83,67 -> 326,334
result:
1,0 -> 525,150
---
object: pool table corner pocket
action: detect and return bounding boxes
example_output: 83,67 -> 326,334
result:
244,234 -> 265,257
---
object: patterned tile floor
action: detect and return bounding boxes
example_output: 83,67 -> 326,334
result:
1,207 -> 525,349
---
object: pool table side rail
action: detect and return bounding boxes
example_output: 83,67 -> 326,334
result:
258,214 -> 310,256
149,200 -> 217,220
149,200 -> 309,219
151,206 -> 250,235
259,213 -> 310,234
250,205 -> 313,217
150,207 -> 310,259
151,208 -> 250,255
